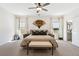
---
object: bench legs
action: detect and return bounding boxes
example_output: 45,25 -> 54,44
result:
27,47 -> 53,56
27,44 -> 28,55
49,40 -> 53,55
27,41 -> 31,55
27,41 -> 53,56
52,47 -> 53,55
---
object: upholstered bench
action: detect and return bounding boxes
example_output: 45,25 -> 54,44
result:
27,41 -> 53,55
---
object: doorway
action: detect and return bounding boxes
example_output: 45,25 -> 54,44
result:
67,22 -> 72,42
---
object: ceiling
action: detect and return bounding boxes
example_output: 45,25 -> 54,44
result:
0,3 -> 79,16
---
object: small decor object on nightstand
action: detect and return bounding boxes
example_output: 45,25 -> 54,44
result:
33,19 -> 45,28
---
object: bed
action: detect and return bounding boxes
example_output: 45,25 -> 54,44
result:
20,30 -> 58,49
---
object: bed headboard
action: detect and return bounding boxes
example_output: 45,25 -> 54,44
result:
30,30 -> 48,35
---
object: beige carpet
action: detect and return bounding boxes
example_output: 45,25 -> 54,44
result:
0,40 -> 79,56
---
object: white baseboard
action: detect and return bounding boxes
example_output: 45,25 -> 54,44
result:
0,42 -> 8,46
72,42 -> 79,47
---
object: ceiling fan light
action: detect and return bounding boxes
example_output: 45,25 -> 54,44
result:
37,8 -> 42,11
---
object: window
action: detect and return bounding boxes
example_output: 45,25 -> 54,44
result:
52,18 -> 59,30
15,16 -> 27,34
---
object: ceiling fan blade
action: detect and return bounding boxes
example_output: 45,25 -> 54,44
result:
28,7 -> 36,9
42,8 -> 48,11
42,3 -> 50,7
34,3 -> 38,6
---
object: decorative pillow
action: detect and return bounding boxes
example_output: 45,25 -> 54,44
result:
23,34 -> 30,38
31,30 -> 48,35
48,33 -> 54,37
32,30 -> 39,35
40,30 -> 47,35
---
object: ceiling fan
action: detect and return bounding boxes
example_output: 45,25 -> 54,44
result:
28,3 -> 50,13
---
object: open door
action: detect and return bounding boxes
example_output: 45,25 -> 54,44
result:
67,22 -> 72,42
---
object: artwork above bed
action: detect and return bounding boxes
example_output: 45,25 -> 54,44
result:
33,19 -> 45,28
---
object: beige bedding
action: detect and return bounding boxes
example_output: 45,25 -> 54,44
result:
20,35 -> 58,49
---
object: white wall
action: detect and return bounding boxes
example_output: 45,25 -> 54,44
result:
16,15 -> 64,39
67,8 -> 79,47
72,17 -> 79,47
27,15 -> 52,33
0,7 -> 15,45
15,15 -> 64,40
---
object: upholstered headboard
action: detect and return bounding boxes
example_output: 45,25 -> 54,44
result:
30,30 -> 48,35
